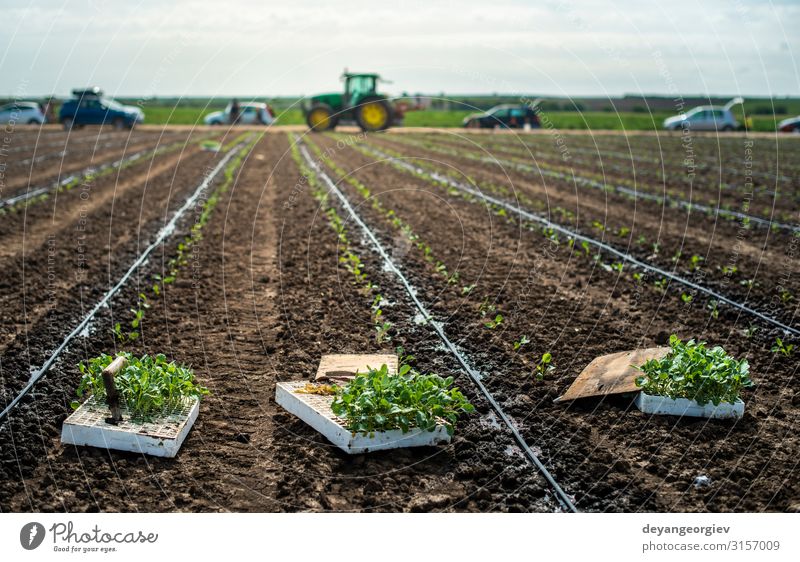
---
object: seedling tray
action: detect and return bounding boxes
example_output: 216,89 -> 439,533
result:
276,381 -> 451,454
61,395 -> 199,457
635,392 -> 744,419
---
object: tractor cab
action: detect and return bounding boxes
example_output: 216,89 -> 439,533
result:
305,71 -> 395,132
343,73 -> 379,106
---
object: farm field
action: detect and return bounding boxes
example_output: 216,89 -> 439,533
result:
109,104 -> 793,131
0,126 -> 797,513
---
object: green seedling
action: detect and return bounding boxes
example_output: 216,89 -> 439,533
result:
535,352 -> 554,381
375,321 -> 392,344
771,337 -> 794,357
73,352 -> 209,419
689,254 -> 704,271
513,335 -> 531,350
484,314 -> 504,329
112,322 -> 125,342
635,335 -> 752,406
681,293 -> 693,304
478,298 -> 496,317
707,300 -> 719,320
330,363 -> 474,436
616,227 -> 631,237
779,289 -> 794,305
461,284 -> 476,296
581,241 -> 591,256
611,262 -> 624,273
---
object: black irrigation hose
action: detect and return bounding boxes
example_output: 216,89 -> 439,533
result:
0,137 -> 255,426
364,144 -> 800,338
0,136 -> 214,210
391,136 -> 799,233
0,147 -> 148,209
498,155 -> 799,233
296,137 -> 579,513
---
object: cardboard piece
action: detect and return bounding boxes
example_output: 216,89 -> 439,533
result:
555,347 -> 670,402
315,354 -> 398,382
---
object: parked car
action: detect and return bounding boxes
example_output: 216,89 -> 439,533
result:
59,87 -> 144,130
462,104 -> 541,129
663,98 -> 743,131
778,116 -> 800,133
204,102 -> 274,125
0,101 -> 46,125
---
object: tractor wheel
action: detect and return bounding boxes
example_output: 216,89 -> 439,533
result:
307,103 -> 336,132
354,97 -> 392,132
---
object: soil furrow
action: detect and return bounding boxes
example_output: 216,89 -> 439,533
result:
310,133 -> 798,512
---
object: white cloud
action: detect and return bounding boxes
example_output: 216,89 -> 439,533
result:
0,0 -> 797,97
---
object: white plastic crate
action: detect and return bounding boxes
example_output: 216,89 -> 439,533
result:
61,395 -> 200,457
635,392 -> 744,419
276,381 -> 451,454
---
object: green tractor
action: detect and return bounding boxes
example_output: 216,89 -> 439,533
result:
304,72 -> 396,132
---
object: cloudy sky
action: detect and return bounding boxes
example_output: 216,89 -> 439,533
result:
1,0 -> 798,98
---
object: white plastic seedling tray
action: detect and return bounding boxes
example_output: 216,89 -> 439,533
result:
276,381 -> 451,454
635,392 -> 744,419
61,395 -> 199,457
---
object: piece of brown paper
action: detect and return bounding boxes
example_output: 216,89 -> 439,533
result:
315,354 -> 398,382
555,347 -> 670,402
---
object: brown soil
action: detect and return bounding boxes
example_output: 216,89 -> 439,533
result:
1,131 -> 195,195
368,133 -> 800,321
0,130 -> 796,513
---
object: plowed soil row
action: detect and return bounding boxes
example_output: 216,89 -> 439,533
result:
0,133 -> 557,513
0,130 -> 796,514
307,132 -> 798,512
0,134 -> 225,396
366,134 -> 800,325
2,131 -> 196,195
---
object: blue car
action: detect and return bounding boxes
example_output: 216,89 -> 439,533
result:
59,87 -> 144,130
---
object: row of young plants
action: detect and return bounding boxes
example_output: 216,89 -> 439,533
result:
391,134 -> 798,227
289,135 -> 397,345
320,134 -> 558,381
114,132 -> 259,343
490,132 -> 798,184
305,136 -> 463,287
440,133 -> 793,201
0,133 -> 218,215
322,137 -> 774,410
367,136 -> 798,310
289,138 -> 481,437
353,136 -> 797,356
410,134 -> 800,321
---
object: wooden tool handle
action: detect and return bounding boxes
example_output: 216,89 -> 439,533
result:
102,356 -> 127,425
